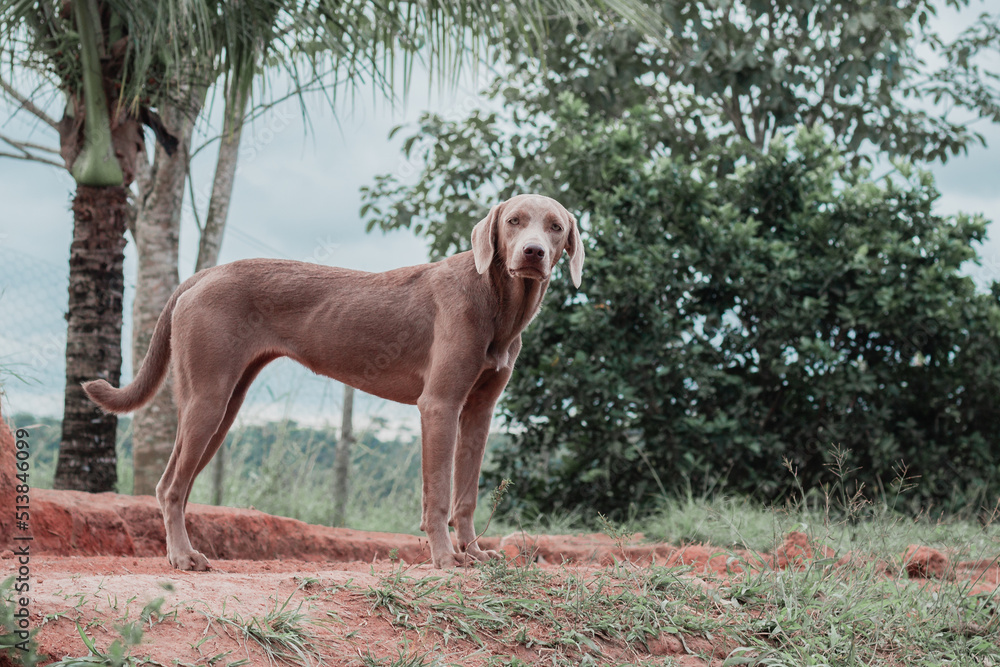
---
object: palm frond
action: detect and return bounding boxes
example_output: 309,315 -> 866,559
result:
0,0 -> 662,123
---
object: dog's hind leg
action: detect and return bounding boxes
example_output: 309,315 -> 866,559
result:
192,355 -> 275,481
156,387 -> 234,571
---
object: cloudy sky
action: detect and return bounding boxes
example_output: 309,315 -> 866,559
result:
1,4 -> 998,433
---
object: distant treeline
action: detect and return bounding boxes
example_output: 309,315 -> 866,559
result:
9,412 -> 426,500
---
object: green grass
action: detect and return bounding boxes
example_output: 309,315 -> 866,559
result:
183,421 -> 425,533
359,649 -> 441,667
722,564 -> 1000,665
352,562 -> 1000,667
629,492 -> 1000,562
15,549 -> 1000,665
200,590 -> 324,666
352,545 -> 1000,665
12,434 -> 1000,666
13,412 -> 1000,663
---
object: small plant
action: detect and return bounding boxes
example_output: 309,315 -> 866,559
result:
359,648 -> 438,667
1,576 -> 43,667
475,478 -> 512,542
205,591 -> 322,666
477,551 -> 550,594
45,596 -> 167,667
47,623 -> 143,667
366,583 -> 417,630
596,512 -> 638,570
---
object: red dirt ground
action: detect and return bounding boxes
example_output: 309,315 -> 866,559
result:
3,416 -> 999,666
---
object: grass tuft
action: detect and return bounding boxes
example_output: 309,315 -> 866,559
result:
204,591 -> 322,666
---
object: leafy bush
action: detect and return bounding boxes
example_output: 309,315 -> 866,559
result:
481,116 -> 1000,518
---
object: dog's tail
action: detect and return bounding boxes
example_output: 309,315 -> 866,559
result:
83,271 -> 209,414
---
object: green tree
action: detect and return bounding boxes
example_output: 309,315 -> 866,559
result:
492,0 -> 1000,160
363,1 -> 999,260
400,99 -> 1000,516
506,113 -> 1000,515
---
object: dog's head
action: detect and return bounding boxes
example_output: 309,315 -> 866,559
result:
471,194 -> 584,288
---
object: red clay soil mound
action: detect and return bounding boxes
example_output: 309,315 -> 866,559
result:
499,530 -> 842,577
498,531 -> 679,566
0,411 -> 21,542
498,531 -> 752,574
0,487 -> 436,564
498,529 -> 989,585
904,545 -> 952,579
0,404 -> 432,563
772,530 -> 836,569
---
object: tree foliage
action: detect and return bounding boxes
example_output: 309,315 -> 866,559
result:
363,1 -> 1000,260
491,0 -> 1000,161
362,2 -> 1000,517
504,115 -> 1000,516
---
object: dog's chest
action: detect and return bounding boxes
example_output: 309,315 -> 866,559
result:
475,276 -> 540,372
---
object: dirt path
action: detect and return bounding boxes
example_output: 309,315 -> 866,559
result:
2,552 -> 764,666
24,556 -> 414,666
8,530 -> 1000,666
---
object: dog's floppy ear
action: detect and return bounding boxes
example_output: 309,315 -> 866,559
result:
564,212 -> 585,288
471,203 -> 502,275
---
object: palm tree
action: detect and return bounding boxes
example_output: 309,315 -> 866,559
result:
2,0 -> 202,491
1,0 -> 316,491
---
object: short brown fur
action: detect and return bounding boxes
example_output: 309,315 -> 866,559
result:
84,194 -> 584,570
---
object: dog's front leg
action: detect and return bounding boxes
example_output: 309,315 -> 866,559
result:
417,392 -> 466,568
450,369 -> 510,563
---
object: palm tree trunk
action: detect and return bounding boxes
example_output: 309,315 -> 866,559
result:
53,185 -> 128,492
52,0 -> 140,492
197,91 -> 248,272
131,97 -> 202,496
204,90 -> 248,505
331,385 -> 355,527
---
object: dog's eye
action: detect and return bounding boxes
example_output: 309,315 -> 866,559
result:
507,217 -> 519,225
552,224 -> 563,233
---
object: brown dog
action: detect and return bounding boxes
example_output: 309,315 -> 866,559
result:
84,194 -> 584,570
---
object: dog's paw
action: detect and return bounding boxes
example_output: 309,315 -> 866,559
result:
465,546 -> 501,563
170,550 -> 211,571
431,551 -> 473,569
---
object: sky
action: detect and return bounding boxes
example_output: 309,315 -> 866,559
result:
1,4 -> 998,436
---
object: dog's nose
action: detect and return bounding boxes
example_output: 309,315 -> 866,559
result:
523,243 -> 545,260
